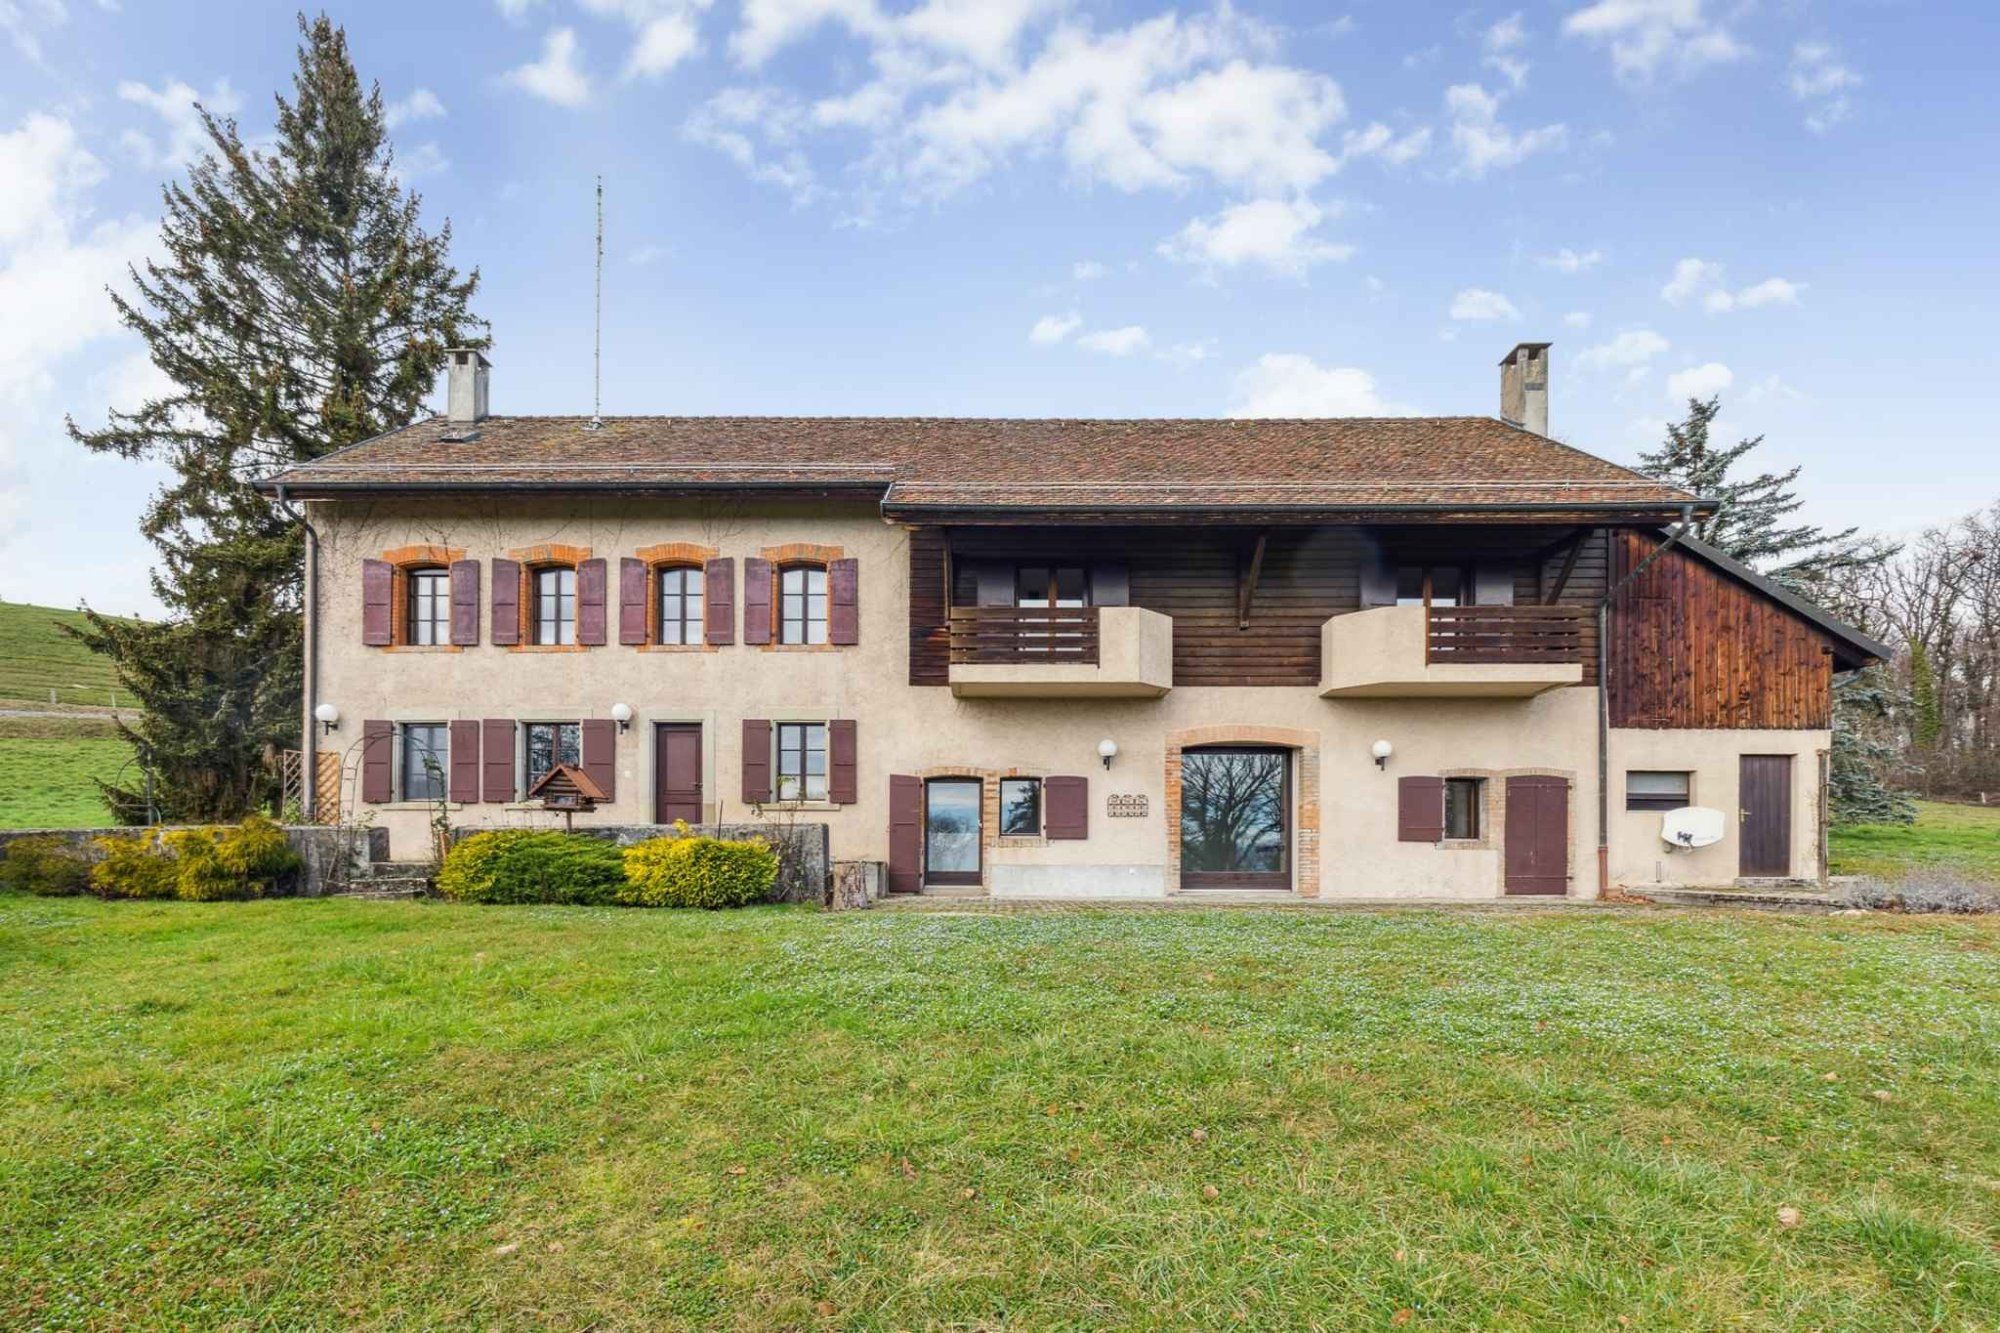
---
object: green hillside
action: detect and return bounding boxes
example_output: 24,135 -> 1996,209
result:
0,600 -> 131,709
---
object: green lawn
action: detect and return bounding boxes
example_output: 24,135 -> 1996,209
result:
0,730 -> 133,827
0,599 -> 132,710
1831,800 -> 2000,886
2,898 -> 1995,1327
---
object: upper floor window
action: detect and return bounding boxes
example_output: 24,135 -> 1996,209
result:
775,722 -> 828,800
1396,565 -> 1468,607
526,721 -> 581,789
534,567 -> 577,645
780,565 -> 828,645
1017,566 -> 1090,608
657,565 -> 704,645
401,723 -> 448,801
406,568 -> 450,645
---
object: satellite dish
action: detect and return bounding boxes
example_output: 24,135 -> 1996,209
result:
1660,806 -> 1726,849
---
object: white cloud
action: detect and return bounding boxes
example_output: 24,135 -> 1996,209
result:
0,112 -> 102,246
1229,353 -> 1415,417
1483,12 -> 1529,89
1028,310 -> 1082,344
1789,42 -> 1859,133
1562,310 -> 1592,328
684,87 -> 818,201
495,0 -> 543,18
1338,120 -> 1430,166
1158,339 -> 1216,367
1577,328 -> 1669,370
1667,361 -> 1731,400
384,87 -> 446,128
1661,256 -> 1722,306
1444,82 -> 1565,176
0,0 -> 67,64
1449,286 -> 1520,321
506,27 -> 593,107
624,12 -> 701,77
732,0 -> 884,67
116,78 -> 241,170
1741,373 -> 1805,405
1158,197 -> 1352,278
1662,257 -> 1803,313
1071,259 -> 1106,281
1075,324 -> 1149,356
1539,247 -> 1602,273
1562,0 -> 1745,81
392,141 -> 450,182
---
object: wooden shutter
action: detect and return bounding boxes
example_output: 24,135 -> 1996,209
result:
908,527 -> 950,686
829,558 -> 860,644
448,720 -> 481,803
490,559 -> 521,646
1398,776 -> 1445,842
361,720 -> 393,803
829,719 -> 857,804
481,719 -> 515,802
742,557 -> 773,645
618,558 -> 648,645
449,559 -> 481,645
1092,565 -> 1130,606
577,558 -> 608,646
581,718 -> 616,800
888,774 -> 922,893
1044,775 -> 1089,840
704,558 -> 735,645
741,718 -> 771,803
361,559 -> 393,645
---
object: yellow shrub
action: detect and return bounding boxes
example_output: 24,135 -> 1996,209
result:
619,834 -> 777,909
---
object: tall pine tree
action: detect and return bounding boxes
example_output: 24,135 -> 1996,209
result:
68,14 -> 484,821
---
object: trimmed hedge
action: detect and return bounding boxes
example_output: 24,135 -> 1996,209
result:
89,834 -> 179,900
0,836 -> 92,896
81,816 -> 303,901
621,834 -> 778,909
436,830 -> 628,905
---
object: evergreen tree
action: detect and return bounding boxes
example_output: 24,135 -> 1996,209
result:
67,14 -> 484,822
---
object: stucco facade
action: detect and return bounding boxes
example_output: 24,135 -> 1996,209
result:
309,496 -> 1831,897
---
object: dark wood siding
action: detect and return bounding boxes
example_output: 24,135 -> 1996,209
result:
1608,530 -> 1834,729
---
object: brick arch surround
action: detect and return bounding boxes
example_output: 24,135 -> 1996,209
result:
1165,725 -> 1321,897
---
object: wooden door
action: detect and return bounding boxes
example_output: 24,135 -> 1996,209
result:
1738,755 -> 1793,876
1504,775 -> 1569,896
653,723 -> 703,825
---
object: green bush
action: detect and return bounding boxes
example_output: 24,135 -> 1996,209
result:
217,814 -> 301,893
0,836 -> 92,896
620,833 -> 778,909
436,830 -> 627,905
89,834 -> 178,900
159,815 -> 301,901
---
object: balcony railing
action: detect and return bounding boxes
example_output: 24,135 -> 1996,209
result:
946,605 -> 1172,698
1425,604 -> 1590,665
949,606 -> 1100,665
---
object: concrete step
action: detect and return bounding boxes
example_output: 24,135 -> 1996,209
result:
1630,886 -> 1832,913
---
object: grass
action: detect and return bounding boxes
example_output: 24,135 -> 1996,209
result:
0,599 -> 134,710
2,897 -> 1996,1328
0,730 -> 133,828
1831,800 -> 2000,886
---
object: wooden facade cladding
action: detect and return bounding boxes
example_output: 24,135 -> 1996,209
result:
1606,529 -> 1834,729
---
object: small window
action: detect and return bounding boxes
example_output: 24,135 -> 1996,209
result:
401,723 -> 448,801
533,567 -> 577,645
780,566 -> 828,645
407,568 -> 450,645
1017,566 -> 1089,608
657,565 -> 704,645
1626,770 -> 1691,812
525,721 -> 581,789
999,778 -> 1042,836
775,722 -> 828,800
1395,565 -> 1472,607
1444,777 -> 1482,839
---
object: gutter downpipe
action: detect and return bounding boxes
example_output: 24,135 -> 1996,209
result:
275,484 -> 319,821
1596,503 -> 1697,896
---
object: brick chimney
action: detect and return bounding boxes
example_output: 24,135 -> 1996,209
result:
1499,342 -> 1550,435
445,348 -> 490,426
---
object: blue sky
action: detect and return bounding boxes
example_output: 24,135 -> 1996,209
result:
2,0 -> 1995,616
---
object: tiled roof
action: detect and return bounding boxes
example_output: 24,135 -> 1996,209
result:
257,414 -> 1701,514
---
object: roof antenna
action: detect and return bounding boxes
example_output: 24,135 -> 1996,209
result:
586,173 -> 604,431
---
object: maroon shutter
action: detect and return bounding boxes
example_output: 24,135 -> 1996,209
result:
581,718 -> 616,800
577,558 -> 607,645
829,557 -> 859,645
448,720 -> 481,803
888,774 -> 922,893
619,558 -> 648,645
449,559 -> 481,645
705,558 -> 735,645
361,559 -> 393,645
1398,776 -> 1445,842
829,719 -> 857,804
1044,775 -> 1089,840
361,720 -> 393,802
741,719 -> 771,802
742,558 -> 773,646
482,719 -> 515,802
490,559 -> 521,646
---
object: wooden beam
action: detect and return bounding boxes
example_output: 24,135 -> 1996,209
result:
1237,531 -> 1269,630
1542,529 -> 1590,604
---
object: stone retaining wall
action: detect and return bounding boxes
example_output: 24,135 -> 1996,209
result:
0,826 -> 386,897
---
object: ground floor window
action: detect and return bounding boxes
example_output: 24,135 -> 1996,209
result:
401,723 -> 447,801
1444,777 -> 1483,839
925,778 -> 982,884
526,722 -> 582,789
775,722 -> 828,801
1626,770 -> 1691,811
1180,747 -> 1289,888
999,777 -> 1042,836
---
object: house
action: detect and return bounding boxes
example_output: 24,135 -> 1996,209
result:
256,342 -> 1887,900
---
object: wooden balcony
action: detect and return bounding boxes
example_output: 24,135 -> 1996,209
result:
948,606 -> 1173,698
1320,604 -> 1588,698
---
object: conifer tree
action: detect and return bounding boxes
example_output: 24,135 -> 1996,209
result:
68,14 -> 484,821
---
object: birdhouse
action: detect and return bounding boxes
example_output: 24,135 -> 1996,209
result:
527,762 -> 607,828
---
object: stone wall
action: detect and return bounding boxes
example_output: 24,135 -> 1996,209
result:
444,822 -> 831,903
0,825 -> 386,897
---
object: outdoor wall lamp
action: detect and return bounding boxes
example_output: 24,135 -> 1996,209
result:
314,703 -> 340,736
1098,738 -> 1119,770
610,702 -> 634,733
1371,739 -> 1393,770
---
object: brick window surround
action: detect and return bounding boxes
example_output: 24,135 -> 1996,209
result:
755,544 -> 845,651
508,543 -> 591,651
379,544 -> 465,650
1165,725 -> 1321,897
635,541 -> 718,650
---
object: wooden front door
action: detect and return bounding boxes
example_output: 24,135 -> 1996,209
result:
1738,755 -> 1793,876
1504,775 -> 1569,895
653,723 -> 703,824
